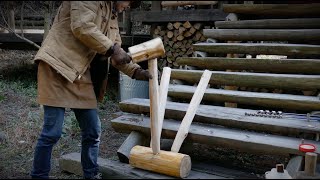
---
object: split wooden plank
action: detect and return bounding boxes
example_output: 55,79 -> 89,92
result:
193,43 -> 320,56
170,69 -> 320,90
158,67 -> 171,139
214,18 -> 320,29
222,4 -> 320,16
171,70 -> 212,152
203,29 -> 320,42
111,113 -> 320,156
167,84 -> 320,111
176,57 -> 320,74
119,98 -> 320,135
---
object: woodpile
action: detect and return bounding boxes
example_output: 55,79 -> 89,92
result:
152,21 -> 209,69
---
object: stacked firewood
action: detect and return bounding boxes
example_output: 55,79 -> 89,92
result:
152,21 -> 208,69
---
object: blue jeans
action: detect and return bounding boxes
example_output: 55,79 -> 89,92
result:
31,106 -> 101,179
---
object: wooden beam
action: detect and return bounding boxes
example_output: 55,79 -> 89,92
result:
215,18 -> 320,29
161,1 -> 218,7
193,43 -> 320,56
0,33 -> 151,47
111,113 -> 320,156
167,84 -> 320,111
170,69 -> 320,90
0,33 -> 43,43
176,57 -> 320,74
130,9 -> 227,23
119,98 -> 320,135
222,4 -> 320,16
203,29 -> 320,42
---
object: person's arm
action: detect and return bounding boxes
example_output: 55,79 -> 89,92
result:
112,61 -> 140,78
70,1 -> 113,55
112,61 -> 152,81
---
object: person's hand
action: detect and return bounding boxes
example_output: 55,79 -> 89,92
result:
110,43 -> 132,66
133,68 -> 153,81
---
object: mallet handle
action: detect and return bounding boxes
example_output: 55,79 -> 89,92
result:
149,58 -> 160,154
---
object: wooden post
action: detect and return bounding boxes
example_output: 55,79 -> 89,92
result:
224,13 -> 239,108
171,70 -> 212,152
44,1 -> 53,40
304,152 -> 317,176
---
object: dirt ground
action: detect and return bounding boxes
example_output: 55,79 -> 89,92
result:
0,48 -> 290,179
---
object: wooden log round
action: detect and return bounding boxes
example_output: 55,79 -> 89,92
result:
129,145 -> 191,178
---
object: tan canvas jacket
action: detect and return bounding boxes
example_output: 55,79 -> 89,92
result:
36,1 -> 140,108
34,1 -> 139,83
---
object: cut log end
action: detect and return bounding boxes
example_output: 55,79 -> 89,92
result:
129,145 -> 192,178
180,154 -> 192,178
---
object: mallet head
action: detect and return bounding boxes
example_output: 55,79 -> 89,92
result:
128,37 -> 165,63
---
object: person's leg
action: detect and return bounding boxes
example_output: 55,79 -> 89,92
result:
31,106 -> 65,179
73,108 -> 101,179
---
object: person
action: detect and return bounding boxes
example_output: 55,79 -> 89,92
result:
30,1 -> 150,179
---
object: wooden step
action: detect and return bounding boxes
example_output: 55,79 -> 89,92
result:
59,152 -> 229,179
167,84 -> 320,111
214,18 -> 320,29
222,4 -> 320,16
111,112 -> 320,156
193,43 -> 320,56
203,29 -> 320,42
176,57 -> 320,74
119,98 -> 320,135
170,69 -> 320,90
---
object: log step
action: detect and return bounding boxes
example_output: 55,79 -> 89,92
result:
214,18 -> 320,29
193,43 -> 320,56
119,98 -> 320,135
167,84 -> 320,111
222,4 -> 320,16
176,57 -> 320,74
170,69 -> 320,90
130,9 -> 227,23
202,29 -> 320,42
111,112 -> 320,156
59,152 -> 228,179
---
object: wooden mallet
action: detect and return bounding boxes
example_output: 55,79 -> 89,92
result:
127,37 -> 192,178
